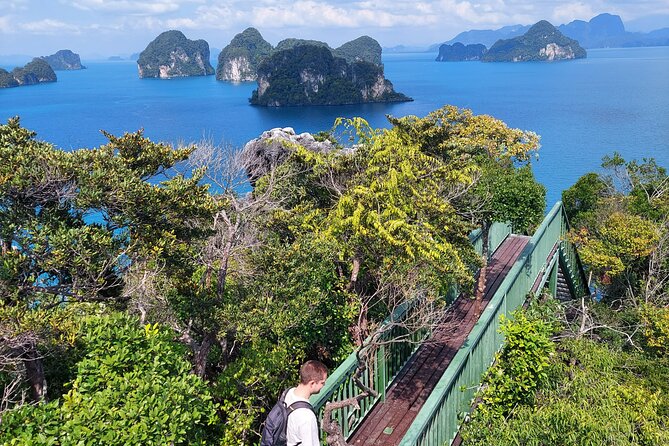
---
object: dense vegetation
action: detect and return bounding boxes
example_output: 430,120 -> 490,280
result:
0,58 -> 56,88
483,20 -> 587,62
250,44 -> 410,106
215,28 -> 273,81
138,30 -> 214,78
0,106 -> 544,444
333,36 -> 383,65
462,155 -> 669,445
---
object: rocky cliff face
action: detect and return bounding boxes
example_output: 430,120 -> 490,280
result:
0,58 -> 57,88
42,50 -> 85,70
138,30 -> 214,79
216,27 -> 273,82
250,42 -> 410,106
483,21 -> 586,62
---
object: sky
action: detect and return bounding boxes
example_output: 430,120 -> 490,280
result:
1,0 -> 669,58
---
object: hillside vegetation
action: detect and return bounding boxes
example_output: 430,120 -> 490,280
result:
0,106 -> 544,444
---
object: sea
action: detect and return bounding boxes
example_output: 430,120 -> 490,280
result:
1,47 -> 668,206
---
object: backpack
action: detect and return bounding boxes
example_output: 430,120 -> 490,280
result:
260,388 -> 315,446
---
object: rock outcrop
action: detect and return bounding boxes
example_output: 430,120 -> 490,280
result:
482,21 -> 586,62
216,28 -> 273,82
241,127 -> 337,185
436,43 -> 487,61
137,30 -> 214,79
0,58 -> 57,88
42,50 -> 85,70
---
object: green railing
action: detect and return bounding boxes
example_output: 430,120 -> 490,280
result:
468,222 -> 513,259
309,222 -> 513,438
398,201 -> 588,446
310,300 -> 429,438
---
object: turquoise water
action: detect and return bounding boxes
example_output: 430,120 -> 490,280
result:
1,47 -> 668,205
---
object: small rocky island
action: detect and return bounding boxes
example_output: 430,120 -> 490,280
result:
0,58 -> 57,88
436,43 -> 487,61
251,43 -> 410,106
138,30 -> 214,79
216,29 -> 410,106
42,50 -> 85,70
482,20 -> 586,62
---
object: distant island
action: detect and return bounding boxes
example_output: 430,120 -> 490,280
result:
137,30 -> 214,79
0,58 -> 56,88
437,13 -> 669,50
482,21 -> 586,62
41,50 -> 85,70
436,43 -> 487,61
215,28 -> 410,106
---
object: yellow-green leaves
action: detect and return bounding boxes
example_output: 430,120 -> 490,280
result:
571,212 -> 659,278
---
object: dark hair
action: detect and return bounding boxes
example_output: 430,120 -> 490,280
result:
299,360 -> 328,384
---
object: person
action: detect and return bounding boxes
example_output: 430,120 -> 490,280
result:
284,360 -> 328,446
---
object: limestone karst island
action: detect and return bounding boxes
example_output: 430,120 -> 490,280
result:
137,30 -> 215,79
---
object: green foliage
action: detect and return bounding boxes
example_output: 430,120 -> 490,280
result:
475,306 -> 557,418
463,338 -> 669,446
0,313 -> 218,445
138,30 -> 214,78
474,163 -> 546,233
566,155 -> 667,301
640,304 -> 669,356
275,38 -> 331,52
333,36 -> 383,65
562,172 -> 609,228
214,340 -> 301,445
0,117 -> 216,304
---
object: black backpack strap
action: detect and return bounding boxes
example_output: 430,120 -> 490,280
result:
287,401 -> 314,414
286,400 -> 318,441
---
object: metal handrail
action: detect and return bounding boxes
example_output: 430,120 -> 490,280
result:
399,201 -> 588,446
310,222 -> 513,438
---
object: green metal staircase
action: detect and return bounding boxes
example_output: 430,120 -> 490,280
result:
310,201 -> 590,445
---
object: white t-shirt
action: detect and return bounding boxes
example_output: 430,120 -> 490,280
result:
284,387 -> 319,446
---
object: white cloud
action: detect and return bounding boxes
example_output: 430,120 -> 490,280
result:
69,0 -> 181,15
19,19 -> 81,34
248,0 -> 438,29
0,15 -> 13,33
551,2 -> 596,24
0,0 -> 28,11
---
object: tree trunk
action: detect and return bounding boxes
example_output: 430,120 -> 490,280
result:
1,237 -> 11,255
347,255 -> 361,292
475,221 -> 491,318
24,347 -> 47,403
193,330 -> 217,378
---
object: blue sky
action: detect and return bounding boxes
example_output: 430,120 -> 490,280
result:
1,0 -> 668,58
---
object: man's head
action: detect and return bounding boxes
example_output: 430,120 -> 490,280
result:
299,360 -> 328,395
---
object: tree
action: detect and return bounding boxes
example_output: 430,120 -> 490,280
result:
247,108 -> 543,444
387,106 -> 544,316
0,117 -> 216,405
0,313 -> 218,445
